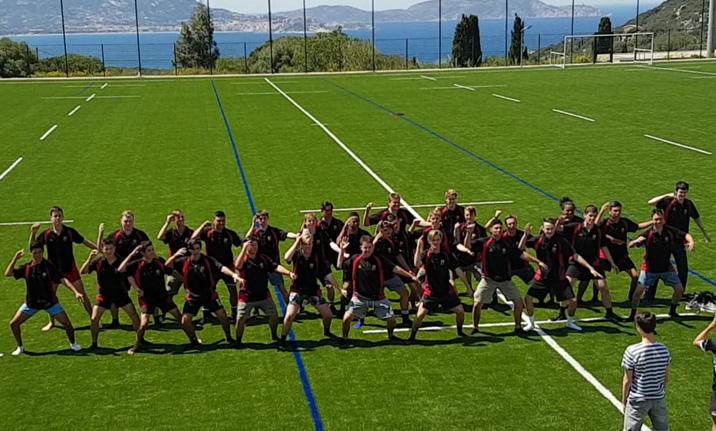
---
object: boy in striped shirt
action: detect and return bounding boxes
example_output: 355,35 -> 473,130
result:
693,314 -> 716,431
622,311 -> 671,431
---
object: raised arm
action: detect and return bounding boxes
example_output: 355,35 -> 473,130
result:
694,315 -> 716,349
648,193 -> 673,206
157,214 -> 174,241
518,224 -> 533,251
637,220 -> 654,230
484,209 -> 502,228
29,223 -> 40,247
5,250 -> 24,277
80,249 -> 99,275
596,202 -> 609,223
118,246 -> 142,273
413,237 -> 424,269
337,237 -> 349,269
362,202 -> 374,227
82,238 -> 98,251
284,237 -> 301,263
234,244 -> 248,270
96,223 -> 105,251
165,248 -> 187,267
191,221 -> 211,240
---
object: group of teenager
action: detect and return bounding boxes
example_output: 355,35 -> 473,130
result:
5,181 -> 711,357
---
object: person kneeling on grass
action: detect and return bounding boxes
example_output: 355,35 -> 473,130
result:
166,239 -> 243,347
119,241 -> 185,355
407,230 -> 468,344
338,234 -> 420,344
5,242 -> 84,356
234,236 -> 295,346
280,234 -> 340,348
81,239 -> 141,350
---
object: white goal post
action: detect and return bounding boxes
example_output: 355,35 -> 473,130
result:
552,32 -> 655,68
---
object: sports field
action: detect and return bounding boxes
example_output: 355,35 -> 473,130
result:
2,61 -> 716,431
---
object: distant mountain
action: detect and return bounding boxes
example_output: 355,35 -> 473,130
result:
617,0 -> 705,33
279,0 -> 602,24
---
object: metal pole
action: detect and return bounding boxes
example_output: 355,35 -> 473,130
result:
520,31 -> 523,66
101,44 -> 106,77
60,0 -> 69,77
26,45 -> 31,76
207,0 -> 213,75
708,0 -> 715,58
372,0 -> 376,71
667,29 -> 671,59
405,38 -> 409,70
701,0 -> 706,56
571,0 -> 575,35
268,0 -> 274,73
174,43 -> 178,75
134,0 -> 142,75
303,0 -> 308,73
537,33 -> 541,65
504,0 -> 508,64
438,0 -> 442,68
244,42 -> 249,74
636,0 -> 640,29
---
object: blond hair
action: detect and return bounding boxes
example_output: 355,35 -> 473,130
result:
445,189 -> 458,199
465,206 -> 476,217
304,213 -> 318,222
299,233 -> 314,245
121,210 -> 135,220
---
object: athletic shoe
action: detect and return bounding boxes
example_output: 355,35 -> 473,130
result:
89,342 -> 98,351
701,302 -> 716,314
523,322 -> 535,332
686,298 -> 701,311
11,346 -> 24,356
353,318 -> 364,330
70,343 -> 82,352
566,321 -> 582,331
401,315 -> 413,326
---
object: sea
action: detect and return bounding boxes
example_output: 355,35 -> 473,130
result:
8,5 -> 650,69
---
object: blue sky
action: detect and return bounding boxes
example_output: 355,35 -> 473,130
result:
212,0 -> 650,14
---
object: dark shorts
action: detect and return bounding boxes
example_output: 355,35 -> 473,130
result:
710,391 -> 716,418
139,297 -> 178,315
566,263 -> 604,281
62,265 -> 82,283
183,297 -> 224,316
96,294 -> 133,309
420,293 -> 462,313
512,265 -> 536,285
527,279 -> 574,302
602,255 -> 636,272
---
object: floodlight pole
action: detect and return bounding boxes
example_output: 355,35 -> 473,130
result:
59,0 -> 69,77
520,25 -> 531,67
570,0 -> 575,35
438,0 -> 442,68
303,0 -> 308,73
268,0 -> 274,73
372,0 -> 376,71
504,0 -> 508,63
708,0 -> 715,58
134,0 -> 142,76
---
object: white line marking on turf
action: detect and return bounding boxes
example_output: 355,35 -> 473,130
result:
235,91 -> 328,96
644,134 -> 712,155
492,93 -> 521,103
100,83 -> 108,89
0,158 -> 23,182
85,93 -> 96,102
39,125 -> 58,141
42,96 -> 142,99
469,84 -> 508,88
68,105 -> 81,116
453,83 -> 475,91
693,76 -> 716,79
639,65 -> 716,76
390,77 -> 424,80
552,109 -> 595,122
0,220 -> 74,227
231,81 -> 297,85
421,75 -> 437,81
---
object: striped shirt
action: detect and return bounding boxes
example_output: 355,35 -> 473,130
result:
699,339 -> 716,391
622,342 -> 672,402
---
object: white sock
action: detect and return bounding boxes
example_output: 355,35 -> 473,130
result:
401,310 -> 409,316
567,316 -> 574,324
70,342 -> 82,352
12,346 -> 24,356
529,315 -> 535,325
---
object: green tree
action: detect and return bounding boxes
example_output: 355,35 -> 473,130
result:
0,37 -> 37,78
175,3 -> 219,70
33,53 -> 104,75
451,14 -> 482,67
508,14 -> 525,64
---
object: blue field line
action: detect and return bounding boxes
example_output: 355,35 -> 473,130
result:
77,83 -> 94,96
321,78 -> 716,289
211,80 -> 325,431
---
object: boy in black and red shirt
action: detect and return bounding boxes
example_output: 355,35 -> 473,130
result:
251,209 -> 298,303
335,212 -> 371,314
440,189 -> 466,244
363,193 -> 416,237
30,206 -> 96,329
158,209 -> 195,295
317,201 -> 345,268
626,209 -> 694,321
6,241 -> 84,355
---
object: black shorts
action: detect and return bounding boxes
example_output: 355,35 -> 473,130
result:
96,294 -> 132,310
527,279 -> 574,302
512,265 -> 536,285
139,297 -> 178,315
182,297 -> 224,316
420,293 -> 462,312
566,263 -> 605,281
602,255 -> 636,273
710,391 -> 716,418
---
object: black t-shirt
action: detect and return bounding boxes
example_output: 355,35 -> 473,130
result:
88,255 -> 125,301
126,257 -> 173,303
109,228 -> 150,259
345,228 -> 371,256
37,226 -> 85,273
393,231 -> 415,264
503,229 -> 531,269
699,339 -> 716,391
238,254 -> 278,302
657,197 -> 700,232
317,217 -> 344,242
173,255 -> 225,301
308,228 -> 332,260
474,236 -> 522,282
600,218 -> 640,258
200,228 -> 241,268
13,259 -> 61,309
374,237 -> 400,265
638,226 -> 687,273
420,249 -> 458,297
290,252 -> 332,296
440,205 -> 466,243
343,254 -> 395,300
254,226 -> 289,263
163,226 -> 195,256
368,209 -> 415,234
562,222 -> 604,267
455,223 -> 487,265
526,234 -> 575,282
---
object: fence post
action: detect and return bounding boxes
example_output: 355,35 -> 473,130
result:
405,38 -> 409,70
537,33 -> 541,65
339,39 -> 343,72
174,43 -> 178,75
667,29 -> 671,59
101,44 -> 106,77
25,45 -> 31,76
244,42 -> 249,74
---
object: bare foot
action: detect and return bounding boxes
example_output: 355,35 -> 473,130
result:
41,322 -> 55,332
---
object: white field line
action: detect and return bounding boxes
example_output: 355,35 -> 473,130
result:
644,134 -> 712,155
267,76 -> 650,429
492,93 -> 521,103
236,90 -> 328,96
264,77 -> 421,219
299,200 -> 514,213
100,83 -> 108,89
0,158 -> 23,182
389,77 -> 424,80
0,220 -> 74,227
693,76 -> 716,79
421,75 -> 437,81
469,84 -> 508,88
231,80 -> 297,85
419,86 -> 462,90
85,93 -> 96,102
453,83 -> 476,91
68,105 -> 81,116
639,65 -> 716,76
552,109 -> 595,122
102,84 -> 146,87
39,125 -> 58,141
42,96 -> 141,100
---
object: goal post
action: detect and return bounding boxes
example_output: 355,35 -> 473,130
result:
557,32 -> 654,67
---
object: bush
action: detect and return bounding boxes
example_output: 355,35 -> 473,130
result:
0,37 -> 37,77
34,53 -> 104,75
